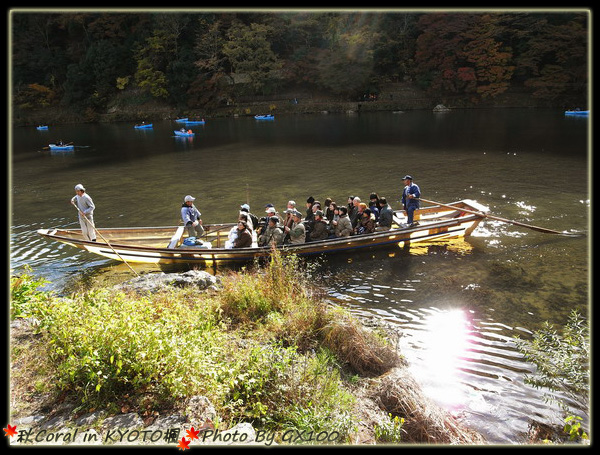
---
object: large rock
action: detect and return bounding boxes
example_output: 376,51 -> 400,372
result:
116,270 -> 219,293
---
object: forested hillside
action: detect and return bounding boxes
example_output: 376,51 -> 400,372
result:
11,10 -> 588,119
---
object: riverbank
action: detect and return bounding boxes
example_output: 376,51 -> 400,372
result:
11,82 -> 560,127
9,253 -> 488,447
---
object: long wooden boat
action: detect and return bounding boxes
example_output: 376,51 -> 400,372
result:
37,200 -> 488,266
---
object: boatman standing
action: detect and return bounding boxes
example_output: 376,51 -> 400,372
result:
71,184 -> 96,241
181,195 -> 205,238
401,175 -> 421,226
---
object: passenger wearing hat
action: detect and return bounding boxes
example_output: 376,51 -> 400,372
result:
181,195 -> 205,238
284,210 -> 306,244
401,175 -> 421,226
309,210 -> 329,242
240,203 -> 258,231
71,183 -> 96,241
258,216 -> 284,247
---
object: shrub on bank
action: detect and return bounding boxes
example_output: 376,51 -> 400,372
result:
10,252 -> 400,442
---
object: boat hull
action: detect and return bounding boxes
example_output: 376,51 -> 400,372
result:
37,200 -> 488,266
48,144 -> 74,150
174,130 -> 195,136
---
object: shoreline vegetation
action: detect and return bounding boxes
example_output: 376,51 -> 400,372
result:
10,251 -> 491,446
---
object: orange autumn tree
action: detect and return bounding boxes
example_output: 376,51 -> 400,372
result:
415,13 -> 514,103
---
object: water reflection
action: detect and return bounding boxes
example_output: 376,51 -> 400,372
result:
418,309 -> 472,410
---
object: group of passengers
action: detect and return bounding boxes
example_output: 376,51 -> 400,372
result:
180,175 -> 420,249
214,194 -> 395,249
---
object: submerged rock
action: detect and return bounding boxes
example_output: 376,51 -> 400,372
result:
116,270 -> 219,294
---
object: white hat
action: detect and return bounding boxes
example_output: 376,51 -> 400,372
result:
184,195 -> 195,202
74,184 -> 85,191
266,207 -> 276,214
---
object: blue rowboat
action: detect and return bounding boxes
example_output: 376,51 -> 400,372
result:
174,130 -> 195,137
565,110 -> 589,116
134,123 -> 153,129
49,143 -> 74,151
175,118 -> 188,123
254,114 -> 274,120
37,125 -> 49,130
184,120 -> 205,125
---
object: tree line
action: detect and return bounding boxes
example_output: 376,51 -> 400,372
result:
11,10 -> 589,113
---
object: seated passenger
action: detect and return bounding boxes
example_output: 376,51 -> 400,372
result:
333,206 -> 353,238
258,216 -> 284,247
376,197 -> 393,231
309,210 -> 329,242
369,193 -> 380,222
284,210 -> 306,244
355,208 -> 375,235
233,220 -> 252,248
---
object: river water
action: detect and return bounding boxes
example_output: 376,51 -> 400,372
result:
10,109 -> 589,444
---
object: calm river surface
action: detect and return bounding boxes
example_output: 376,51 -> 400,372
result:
10,109 -> 589,444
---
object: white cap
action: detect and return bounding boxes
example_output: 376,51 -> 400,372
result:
184,195 -> 195,202
74,184 -> 85,191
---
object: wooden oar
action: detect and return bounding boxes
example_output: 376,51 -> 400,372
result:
416,197 -> 584,237
71,201 -> 140,276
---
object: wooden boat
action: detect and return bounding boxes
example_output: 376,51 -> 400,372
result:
37,199 -> 488,266
48,143 -> 74,151
565,110 -> 589,116
174,130 -> 195,137
36,125 -> 49,130
134,123 -> 153,129
254,114 -> 274,120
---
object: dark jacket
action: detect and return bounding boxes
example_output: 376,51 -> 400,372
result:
378,204 -> 393,228
233,229 -> 252,248
356,215 -> 375,235
309,219 -> 329,241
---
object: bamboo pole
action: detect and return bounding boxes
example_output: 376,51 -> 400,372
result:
72,201 -> 140,276
417,197 -> 584,237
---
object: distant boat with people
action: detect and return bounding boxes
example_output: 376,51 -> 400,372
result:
254,114 -> 274,120
36,125 -> 49,130
174,130 -> 195,137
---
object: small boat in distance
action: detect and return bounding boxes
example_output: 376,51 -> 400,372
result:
175,118 -> 189,123
254,114 -> 274,120
48,143 -> 74,151
37,199 -> 488,266
183,119 -> 205,125
36,125 -> 49,130
134,123 -> 153,129
174,130 -> 195,137
565,109 -> 589,116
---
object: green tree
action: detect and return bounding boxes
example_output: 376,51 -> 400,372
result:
222,21 -> 282,95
